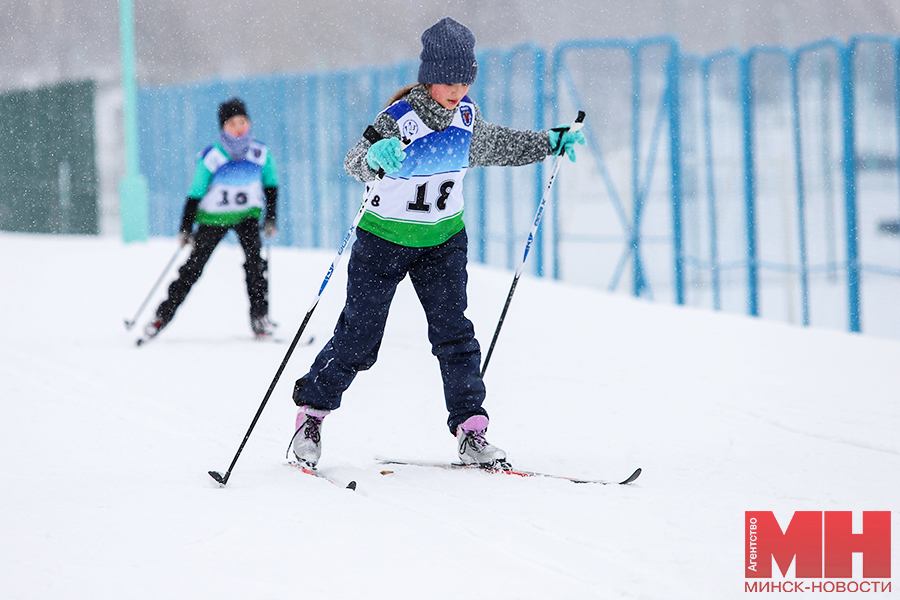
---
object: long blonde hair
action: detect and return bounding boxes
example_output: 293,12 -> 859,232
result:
385,83 -> 427,107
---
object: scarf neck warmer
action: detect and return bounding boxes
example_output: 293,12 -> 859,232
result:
219,129 -> 252,160
406,85 -> 456,132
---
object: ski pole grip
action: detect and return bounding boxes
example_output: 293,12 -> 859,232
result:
571,110 -> 586,132
549,112 -> 586,156
363,125 -> 412,149
363,125 -> 382,144
363,125 -> 412,180
374,137 -> 412,180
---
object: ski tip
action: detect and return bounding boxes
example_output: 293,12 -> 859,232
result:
346,480 -> 357,491
619,467 -> 642,485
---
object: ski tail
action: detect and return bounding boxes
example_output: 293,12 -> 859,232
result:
287,461 -> 356,490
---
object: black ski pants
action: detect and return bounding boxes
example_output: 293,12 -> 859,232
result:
156,218 -> 268,324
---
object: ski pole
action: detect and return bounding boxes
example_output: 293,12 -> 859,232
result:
480,111 -> 586,377
261,228 -> 278,327
123,243 -> 185,330
209,132 -> 405,486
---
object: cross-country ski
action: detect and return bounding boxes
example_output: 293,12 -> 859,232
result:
376,458 -> 642,485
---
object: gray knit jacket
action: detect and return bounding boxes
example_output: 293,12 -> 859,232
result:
344,85 -> 552,182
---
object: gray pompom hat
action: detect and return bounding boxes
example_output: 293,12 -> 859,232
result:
417,17 -> 478,85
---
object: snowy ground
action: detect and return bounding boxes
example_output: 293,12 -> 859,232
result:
1,232 -> 897,599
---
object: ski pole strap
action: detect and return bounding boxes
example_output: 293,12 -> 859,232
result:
548,129 -> 565,155
363,124 -> 411,146
362,126 -> 387,178
549,110 -> 586,155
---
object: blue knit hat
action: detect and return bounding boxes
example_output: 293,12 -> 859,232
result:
417,17 -> 478,85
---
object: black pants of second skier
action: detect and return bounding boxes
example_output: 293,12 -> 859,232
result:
156,218 -> 268,325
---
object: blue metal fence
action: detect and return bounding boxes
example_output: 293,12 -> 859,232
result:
138,35 -> 900,340
547,37 -> 684,303
675,35 -> 900,338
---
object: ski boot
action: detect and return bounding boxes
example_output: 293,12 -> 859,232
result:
251,315 -> 276,339
137,315 -> 170,346
456,415 -> 508,468
290,406 -> 330,468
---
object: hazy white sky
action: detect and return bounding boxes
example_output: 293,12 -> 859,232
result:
2,0 -> 899,90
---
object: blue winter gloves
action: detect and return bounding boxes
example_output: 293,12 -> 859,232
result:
548,125 -> 586,162
366,137 -> 406,174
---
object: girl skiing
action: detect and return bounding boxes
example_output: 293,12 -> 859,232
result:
290,17 -> 584,468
